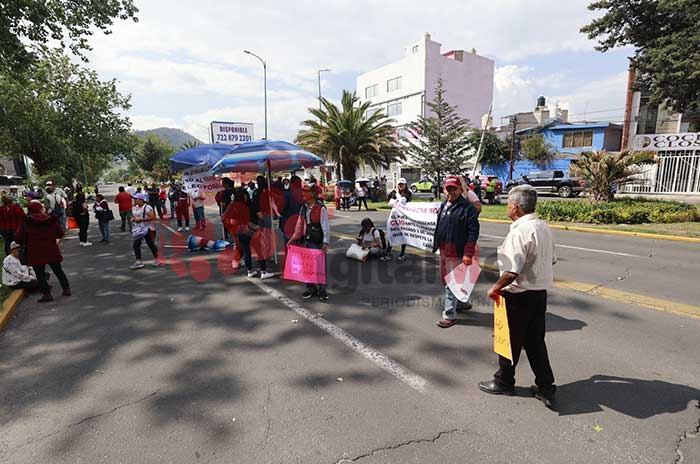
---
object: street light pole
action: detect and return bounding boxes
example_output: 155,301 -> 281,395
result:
317,69 -> 330,111
244,50 -> 267,140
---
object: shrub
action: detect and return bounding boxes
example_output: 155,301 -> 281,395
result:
535,197 -> 699,224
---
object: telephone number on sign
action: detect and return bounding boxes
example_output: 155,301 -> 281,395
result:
216,134 -> 252,143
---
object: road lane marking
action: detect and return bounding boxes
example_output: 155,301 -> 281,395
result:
250,279 -> 429,394
470,234 -> 645,258
161,224 -> 182,236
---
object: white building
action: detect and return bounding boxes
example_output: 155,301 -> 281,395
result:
355,33 -> 494,188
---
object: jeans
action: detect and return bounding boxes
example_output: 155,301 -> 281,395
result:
133,230 -> 158,260
160,199 -> 167,216
193,206 -> 205,222
304,240 -> 326,293
341,198 -> 350,210
170,200 -> 177,219
33,263 -> 69,295
98,220 -> 110,241
120,211 -> 132,231
494,290 -> 555,392
152,200 -> 164,218
76,215 -> 89,243
55,210 -> 66,230
238,232 -> 267,272
1,230 -> 14,256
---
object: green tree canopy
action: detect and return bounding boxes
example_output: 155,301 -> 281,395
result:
0,0 -> 139,72
133,135 -> 176,181
296,90 -> 403,181
467,129 -> 510,166
403,79 -> 471,196
0,50 -> 136,184
519,134 -> 555,166
581,0 -> 700,113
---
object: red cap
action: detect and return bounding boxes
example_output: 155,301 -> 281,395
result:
443,176 -> 462,189
27,200 -> 43,213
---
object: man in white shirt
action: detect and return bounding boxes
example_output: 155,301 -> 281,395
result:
478,185 -> 557,408
125,183 -> 137,197
2,241 -> 38,290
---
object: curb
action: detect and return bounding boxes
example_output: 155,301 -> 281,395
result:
0,289 -> 26,332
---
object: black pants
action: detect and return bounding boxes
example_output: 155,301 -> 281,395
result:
10,280 -> 40,292
358,197 -> 368,210
33,263 -> 69,295
341,198 -> 350,210
387,244 -> 407,256
76,215 -> 89,242
494,290 -> 555,392
1,230 -> 14,255
133,230 -> 158,260
152,200 -> 164,218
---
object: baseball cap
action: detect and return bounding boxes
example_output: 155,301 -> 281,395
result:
134,193 -> 149,201
398,178 -> 407,185
9,241 -> 21,251
444,176 -> 462,189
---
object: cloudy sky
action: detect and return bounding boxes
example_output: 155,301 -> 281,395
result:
86,0 -> 633,143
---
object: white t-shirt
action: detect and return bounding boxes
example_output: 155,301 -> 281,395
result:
361,229 -> 380,247
126,186 -> 137,196
132,204 -> 155,230
191,189 -> 206,208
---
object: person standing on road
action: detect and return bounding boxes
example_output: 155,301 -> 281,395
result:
280,176 -> 303,243
479,185 -> 557,408
2,241 -> 38,291
159,184 -> 168,217
168,182 -> 178,220
485,178 -> 497,205
126,182 -> 136,197
72,184 -> 92,247
44,181 -> 67,230
93,194 -> 112,243
432,176 -> 480,328
191,187 -> 207,230
0,195 -> 25,256
173,183 -> 191,232
249,176 -> 274,280
147,184 -> 164,219
115,186 -> 133,232
288,184 -> 330,301
384,178 -> 411,261
130,193 -> 160,270
473,175 -> 482,200
356,182 -> 369,211
16,201 -> 71,302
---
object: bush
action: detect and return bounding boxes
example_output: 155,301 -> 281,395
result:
535,197 -> 699,224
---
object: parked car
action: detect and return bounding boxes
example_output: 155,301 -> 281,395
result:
505,170 -> 585,198
478,176 -> 503,201
410,177 -> 436,193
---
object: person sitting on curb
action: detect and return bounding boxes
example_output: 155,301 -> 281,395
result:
288,184 -> 330,301
2,241 -> 39,291
356,218 -> 386,259
432,176 -> 480,328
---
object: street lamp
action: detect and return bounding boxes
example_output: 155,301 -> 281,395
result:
317,69 -> 331,110
244,50 -> 267,140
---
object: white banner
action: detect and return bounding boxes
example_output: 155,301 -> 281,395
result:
445,263 -> 481,303
632,132 -> 700,152
386,202 -> 442,251
182,166 -> 222,195
211,121 -> 255,145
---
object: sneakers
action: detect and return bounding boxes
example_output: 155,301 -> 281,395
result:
319,291 -> 329,301
130,261 -> 144,270
301,290 -> 317,299
379,255 -> 392,261
153,259 -> 164,267
185,226 -> 190,231
177,227 -> 183,232
80,242 -> 93,247
260,271 -> 275,280
436,319 -> 457,328
397,255 -> 407,262
247,270 -> 260,278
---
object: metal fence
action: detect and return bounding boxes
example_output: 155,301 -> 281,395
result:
620,150 -> 700,194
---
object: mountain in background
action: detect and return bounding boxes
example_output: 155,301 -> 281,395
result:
134,127 -> 204,148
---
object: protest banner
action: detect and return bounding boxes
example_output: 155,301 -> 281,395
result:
183,166 -> 222,194
283,245 -> 326,284
493,295 -> 513,363
386,202 -> 442,251
445,262 -> 482,303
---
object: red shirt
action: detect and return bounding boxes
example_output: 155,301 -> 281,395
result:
115,192 -> 133,213
0,204 -> 25,231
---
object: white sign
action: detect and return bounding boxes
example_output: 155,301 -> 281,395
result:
211,121 -> 254,145
386,202 -> 442,251
182,166 -> 222,194
632,132 -> 700,152
445,263 -> 482,303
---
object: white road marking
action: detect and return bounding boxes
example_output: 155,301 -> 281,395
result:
161,224 -> 182,236
480,234 -> 644,258
250,279 -> 429,394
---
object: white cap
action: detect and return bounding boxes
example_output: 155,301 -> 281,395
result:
398,178 -> 407,185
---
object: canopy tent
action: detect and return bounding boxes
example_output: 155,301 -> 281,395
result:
210,140 -> 324,174
169,144 -> 235,172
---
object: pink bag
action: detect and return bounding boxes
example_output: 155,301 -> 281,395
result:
283,244 -> 326,284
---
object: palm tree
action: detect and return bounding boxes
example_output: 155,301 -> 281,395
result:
296,90 -> 403,181
571,150 -> 656,202
180,140 -> 201,151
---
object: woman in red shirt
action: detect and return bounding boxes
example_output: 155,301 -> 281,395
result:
0,195 -> 25,256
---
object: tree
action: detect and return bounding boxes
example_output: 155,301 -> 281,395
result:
466,129 -> 510,166
134,135 -> 176,180
520,134 -> 555,166
403,79 -> 470,196
581,0 -> 700,114
0,0 -> 139,72
0,51 -> 136,184
296,90 -> 403,181
570,150 -> 656,201
180,140 -> 202,151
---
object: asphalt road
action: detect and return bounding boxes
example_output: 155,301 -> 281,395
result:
1,187 -> 698,464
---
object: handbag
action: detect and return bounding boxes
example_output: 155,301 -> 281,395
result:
346,243 -> 370,262
132,206 -> 150,239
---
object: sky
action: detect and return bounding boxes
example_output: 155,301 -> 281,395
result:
86,0 -> 634,143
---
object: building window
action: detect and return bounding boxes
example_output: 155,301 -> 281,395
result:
387,76 -> 402,92
387,102 -> 402,117
365,85 -> 377,98
563,130 -> 594,148
412,45 -> 419,54
365,106 -> 381,119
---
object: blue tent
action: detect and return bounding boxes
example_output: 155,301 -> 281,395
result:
211,140 -> 323,174
169,144 -> 235,171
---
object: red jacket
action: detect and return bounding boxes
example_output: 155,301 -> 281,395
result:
16,214 -> 65,266
0,204 -> 25,231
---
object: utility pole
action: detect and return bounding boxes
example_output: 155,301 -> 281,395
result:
508,114 -> 517,181
317,69 -> 330,111
244,50 -> 267,140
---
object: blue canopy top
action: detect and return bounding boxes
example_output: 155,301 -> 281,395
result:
169,144 -> 235,171
211,140 -> 324,174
